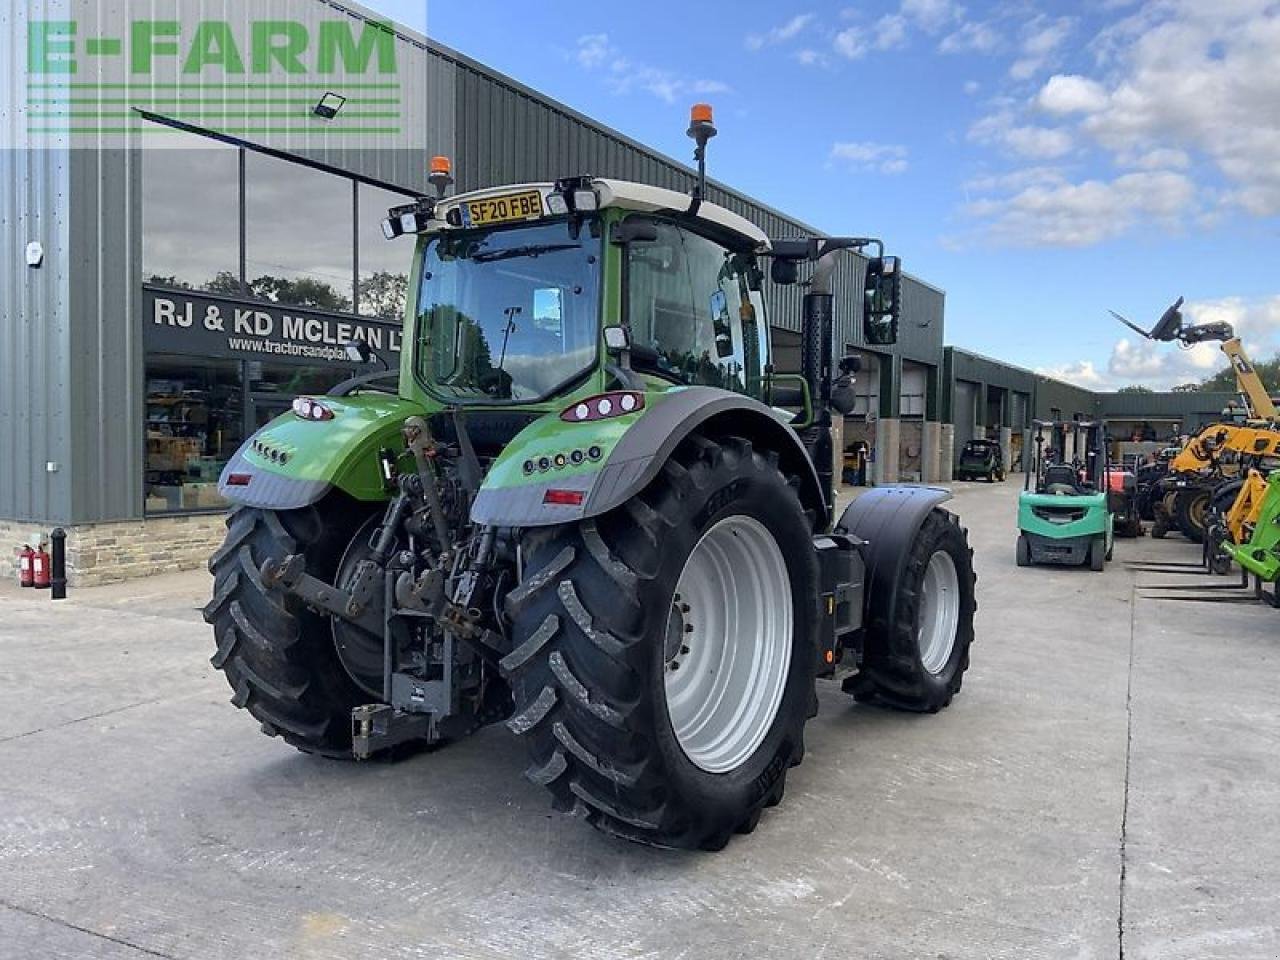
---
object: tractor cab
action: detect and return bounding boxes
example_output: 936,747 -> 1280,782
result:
1016,420 -> 1114,570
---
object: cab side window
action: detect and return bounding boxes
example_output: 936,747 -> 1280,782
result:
625,221 -> 761,395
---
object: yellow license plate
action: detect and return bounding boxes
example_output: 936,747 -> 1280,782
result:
460,190 -> 543,227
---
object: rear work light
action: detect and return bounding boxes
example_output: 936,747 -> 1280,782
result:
560,391 -> 645,423
292,397 -> 335,421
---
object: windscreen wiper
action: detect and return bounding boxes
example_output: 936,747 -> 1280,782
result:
470,242 -> 581,264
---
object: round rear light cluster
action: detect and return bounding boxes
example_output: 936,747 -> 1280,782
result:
292,397 -> 335,421
560,392 -> 644,423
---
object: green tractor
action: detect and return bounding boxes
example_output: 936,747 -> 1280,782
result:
204,107 -> 977,850
1016,419 -> 1113,571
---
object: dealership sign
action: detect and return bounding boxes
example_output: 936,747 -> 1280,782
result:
16,0 -> 420,147
144,287 -> 401,364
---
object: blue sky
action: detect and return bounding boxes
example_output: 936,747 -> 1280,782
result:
373,0 -> 1279,389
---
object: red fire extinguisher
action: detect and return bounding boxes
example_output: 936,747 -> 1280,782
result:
18,544 -> 34,588
32,543 -> 51,589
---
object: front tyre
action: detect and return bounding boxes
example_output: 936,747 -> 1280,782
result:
1175,487 -> 1210,544
846,509 -> 976,713
202,502 -> 374,756
501,435 -> 820,850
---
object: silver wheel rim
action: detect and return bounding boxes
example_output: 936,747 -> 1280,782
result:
917,550 -> 960,675
663,515 -> 793,774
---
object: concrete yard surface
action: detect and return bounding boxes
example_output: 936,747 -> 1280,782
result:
1,480 -> 1278,959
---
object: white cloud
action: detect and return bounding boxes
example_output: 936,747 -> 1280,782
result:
1033,2 -> 1280,216
572,34 -> 730,105
575,33 -> 612,70
875,14 -> 909,50
833,27 -> 867,60
969,110 -> 1074,159
795,48 -> 830,68
1036,74 -> 1109,115
964,170 -> 1195,247
963,79 -> 981,95
940,21 -> 1001,54
1036,360 -> 1108,389
901,0 -> 961,33
1010,16 -> 1073,80
1130,147 -> 1191,170
830,141 -> 910,175
746,14 -> 815,51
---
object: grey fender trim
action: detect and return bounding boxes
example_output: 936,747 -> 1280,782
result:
836,485 -> 953,627
217,451 -> 332,511
470,386 -> 830,530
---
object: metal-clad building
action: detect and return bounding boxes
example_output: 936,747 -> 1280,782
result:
1,0 -> 946,581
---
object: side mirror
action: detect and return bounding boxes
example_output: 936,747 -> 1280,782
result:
611,219 -> 659,244
863,255 -> 902,345
838,355 -> 862,375
771,259 -> 799,285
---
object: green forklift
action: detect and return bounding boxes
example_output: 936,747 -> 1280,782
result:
1016,420 -> 1114,571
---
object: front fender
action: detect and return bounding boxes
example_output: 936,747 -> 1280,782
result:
470,386 -> 829,529
837,485 -> 953,629
217,393 -> 425,510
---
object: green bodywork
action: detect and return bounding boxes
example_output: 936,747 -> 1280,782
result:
221,205 -> 762,511
1220,470 -> 1280,580
1017,490 -> 1113,542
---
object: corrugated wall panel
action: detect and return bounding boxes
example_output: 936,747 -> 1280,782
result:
1,0 -> 74,523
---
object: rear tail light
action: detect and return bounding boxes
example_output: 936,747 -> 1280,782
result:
292,397 -> 335,421
561,391 -> 644,422
543,489 -> 586,506
226,473 -> 252,487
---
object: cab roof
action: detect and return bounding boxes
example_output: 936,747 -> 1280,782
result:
435,178 -> 772,252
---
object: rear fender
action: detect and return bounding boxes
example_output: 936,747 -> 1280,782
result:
470,385 -> 829,530
836,486 -> 954,629
217,393 -> 425,510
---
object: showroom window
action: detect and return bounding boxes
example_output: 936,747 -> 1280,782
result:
142,126 -> 414,312
144,356 -> 245,513
245,152 -> 356,311
141,118 -> 416,515
142,133 -> 240,292
359,184 -> 414,321
143,357 -> 361,515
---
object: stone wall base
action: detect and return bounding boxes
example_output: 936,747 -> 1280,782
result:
1,513 -> 228,587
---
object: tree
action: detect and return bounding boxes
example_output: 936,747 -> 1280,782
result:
1116,384 -> 1154,394
247,275 -> 352,313
206,271 -> 243,295
358,271 -> 408,321
144,275 -> 192,290
1171,382 -> 1200,393
1199,353 -> 1280,393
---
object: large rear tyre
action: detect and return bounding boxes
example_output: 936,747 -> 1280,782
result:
501,434 -> 820,850
845,509 -> 976,713
202,501 -> 375,756
1174,487 -> 1210,544
1089,537 -> 1105,571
